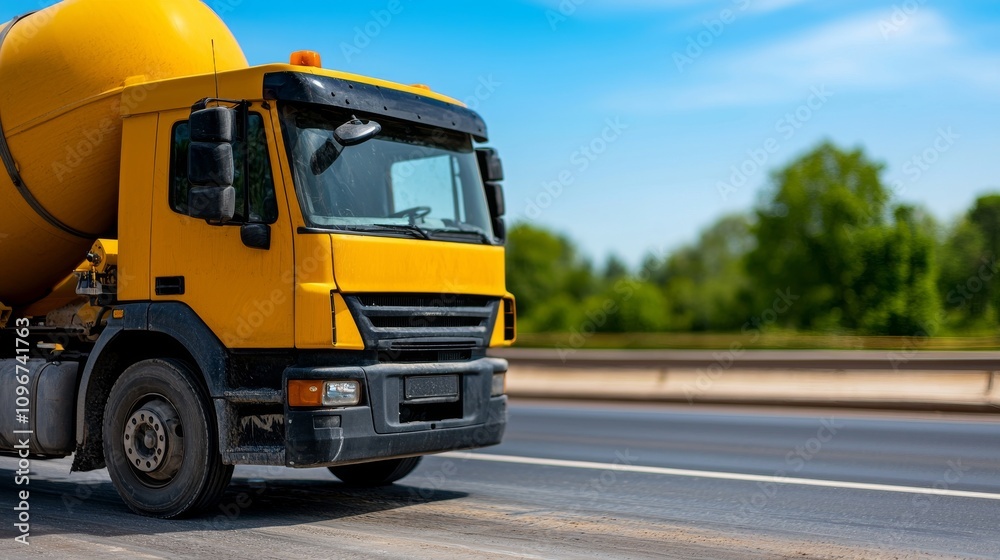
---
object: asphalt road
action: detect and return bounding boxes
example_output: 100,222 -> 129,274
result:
2,400 -> 1000,559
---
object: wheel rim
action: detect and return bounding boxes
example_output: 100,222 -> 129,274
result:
122,397 -> 184,487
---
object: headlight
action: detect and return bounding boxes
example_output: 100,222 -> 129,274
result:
288,379 -> 362,408
323,381 -> 360,406
492,373 -> 506,397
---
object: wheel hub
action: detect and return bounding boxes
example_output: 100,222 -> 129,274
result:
123,399 -> 183,480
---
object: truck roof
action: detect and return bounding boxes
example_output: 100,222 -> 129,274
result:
121,63 -> 468,117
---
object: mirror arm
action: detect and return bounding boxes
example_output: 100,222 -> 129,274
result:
192,97 -> 246,112
234,101 -> 272,251
240,101 -> 251,227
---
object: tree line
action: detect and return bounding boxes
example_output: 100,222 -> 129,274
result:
507,142 -> 1000,336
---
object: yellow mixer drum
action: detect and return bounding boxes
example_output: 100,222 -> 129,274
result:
0,0 -> 247,307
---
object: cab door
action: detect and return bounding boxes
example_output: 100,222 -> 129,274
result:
148,106 -> 295,349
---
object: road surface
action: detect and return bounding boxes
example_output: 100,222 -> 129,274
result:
3,400 -> 1000,559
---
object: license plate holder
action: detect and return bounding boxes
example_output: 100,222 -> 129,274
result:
404,375 -> 460,402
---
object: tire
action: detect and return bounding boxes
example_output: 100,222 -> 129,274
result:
329,457 -> 423,487
103,359 -> 233,518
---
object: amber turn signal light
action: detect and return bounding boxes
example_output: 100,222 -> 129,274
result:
288,380 -> 324,407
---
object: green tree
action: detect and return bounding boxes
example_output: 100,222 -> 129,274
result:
747,141 -> 940,333
602,255 -> 629,282
938,195 -> 1000,328
505,223 -> 596,332
587,281 -> 670,333
853,206 -> 940,334
650,214 -> 755,331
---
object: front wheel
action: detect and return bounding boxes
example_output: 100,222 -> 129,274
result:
328,457 -> 423,487
103,359 -> 233,518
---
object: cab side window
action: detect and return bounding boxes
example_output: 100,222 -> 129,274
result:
169,113 -> 279,223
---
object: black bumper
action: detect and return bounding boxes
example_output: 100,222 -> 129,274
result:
283,357 -> 508,468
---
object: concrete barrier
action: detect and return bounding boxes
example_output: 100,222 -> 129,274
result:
493,349 -> 1000,410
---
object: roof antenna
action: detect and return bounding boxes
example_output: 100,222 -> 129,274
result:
211,39 -> 220,105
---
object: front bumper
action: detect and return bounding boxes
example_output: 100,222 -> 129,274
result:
283,357 -> 508,468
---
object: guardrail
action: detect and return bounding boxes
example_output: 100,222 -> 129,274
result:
491,349 -> 1000,410
490,348 -> 1000,371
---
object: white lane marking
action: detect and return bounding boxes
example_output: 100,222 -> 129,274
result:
441,452 -> 1000,501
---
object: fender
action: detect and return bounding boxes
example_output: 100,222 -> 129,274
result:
74,302 -> 230,446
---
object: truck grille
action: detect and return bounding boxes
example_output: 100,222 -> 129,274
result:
344,293 -> 500,355
357,294 -> 494,308
369,316 -> 485,329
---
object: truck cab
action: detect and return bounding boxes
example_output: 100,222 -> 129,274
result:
1,58 -> 514,517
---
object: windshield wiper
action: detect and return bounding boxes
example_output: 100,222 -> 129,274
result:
365,223 -> 432,240
431,226 -> 494,245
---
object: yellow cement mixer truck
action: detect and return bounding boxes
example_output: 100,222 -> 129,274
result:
0,0 -> 514,518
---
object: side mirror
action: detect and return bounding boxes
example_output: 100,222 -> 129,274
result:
335,117 -> 381,146
478,149 -> 506,244
485,182 -> 506,244
190,106 -> 234,143
188,186 -> 236,222
187,106 -> 237,222
485,182 -> 505,218
188,143 -> 234,187
492,218 -> 506,244
476,148 -> 504,182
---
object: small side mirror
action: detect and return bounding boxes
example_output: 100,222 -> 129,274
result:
476,148 -> 504,182
241,223 -> 271,250
335,117 -> 381,146
188,186 -> 236,222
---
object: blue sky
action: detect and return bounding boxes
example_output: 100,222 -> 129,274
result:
6,0 -> 1000,265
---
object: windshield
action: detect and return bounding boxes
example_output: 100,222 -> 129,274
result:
279,103 -> 494,243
